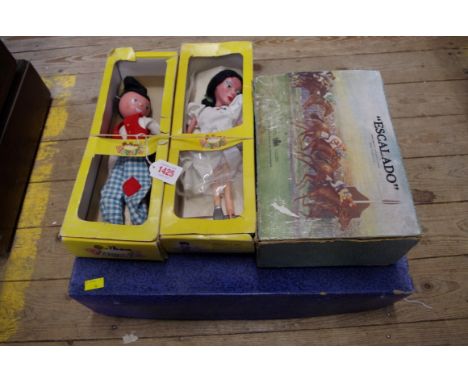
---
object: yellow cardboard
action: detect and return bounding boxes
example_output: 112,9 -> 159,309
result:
63,236 -> 167,261
160,41 -> 256,253
90,135 -> 167,157
61,48 -> 178,260
84,277 -> 105,291
161,234 -> 254,253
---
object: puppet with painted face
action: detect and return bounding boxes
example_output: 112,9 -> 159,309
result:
100,76 -> 160,225
180,69 -> 243,219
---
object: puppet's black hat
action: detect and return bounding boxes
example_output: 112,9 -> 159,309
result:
122,76 -> 150,101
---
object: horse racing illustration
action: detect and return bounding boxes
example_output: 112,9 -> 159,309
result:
289,72 -> 370,230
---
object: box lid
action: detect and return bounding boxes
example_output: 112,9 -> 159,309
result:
254,71 -> 421,241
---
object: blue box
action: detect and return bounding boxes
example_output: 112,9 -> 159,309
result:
69,253 -> 413,320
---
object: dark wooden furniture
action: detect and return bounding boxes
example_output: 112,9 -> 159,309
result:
0,41 -> 51,256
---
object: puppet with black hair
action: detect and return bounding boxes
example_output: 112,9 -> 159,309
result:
100,76 -> 160,225
180,69 -> 243,220
186,69 -> 243,134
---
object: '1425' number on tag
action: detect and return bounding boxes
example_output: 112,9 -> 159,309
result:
159,166 -> 174,177
149,160 -> 183,185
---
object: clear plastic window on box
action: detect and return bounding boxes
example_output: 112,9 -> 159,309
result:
175,145 -> 244,220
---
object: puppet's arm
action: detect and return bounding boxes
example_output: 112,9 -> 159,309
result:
118,125 -> 128,140
229,94 -> 243,126
187,116 -> 198,134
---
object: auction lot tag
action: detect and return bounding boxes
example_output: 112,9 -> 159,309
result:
84,277 -> 105,291
149,160 -> 183,185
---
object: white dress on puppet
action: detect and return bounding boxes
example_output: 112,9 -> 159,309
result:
180,94 -> 243,197
187,94 -> 243,133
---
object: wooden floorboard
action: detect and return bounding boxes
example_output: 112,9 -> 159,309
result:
1,36 -> 467,345
15,48 -> 468,106
70,318 -> 468,345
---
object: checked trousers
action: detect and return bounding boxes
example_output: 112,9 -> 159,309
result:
100,157 -> 151,225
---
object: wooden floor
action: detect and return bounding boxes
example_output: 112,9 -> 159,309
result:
0,36 -> 467,345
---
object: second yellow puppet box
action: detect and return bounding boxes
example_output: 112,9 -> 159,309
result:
159,42 -> 256,254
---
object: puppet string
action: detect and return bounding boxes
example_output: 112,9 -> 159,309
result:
403,297 -> 433,310
135,134 -> 152,166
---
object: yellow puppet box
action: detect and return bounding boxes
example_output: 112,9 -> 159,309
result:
60,48 -> 178,260
160,42 -> 256,253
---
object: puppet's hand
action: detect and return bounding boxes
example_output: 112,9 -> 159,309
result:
139,116 -> 160,135
147,119 -> 160,135
187,116 -> 198,134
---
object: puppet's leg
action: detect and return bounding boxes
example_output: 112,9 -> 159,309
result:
221,160 -> 234,218
100,157 -> 125,224
200,151 -> 225,220
224,180 -> 234,218
123,158 -> 151,225
212,181 -> 225,220
221,146 -> 241,219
